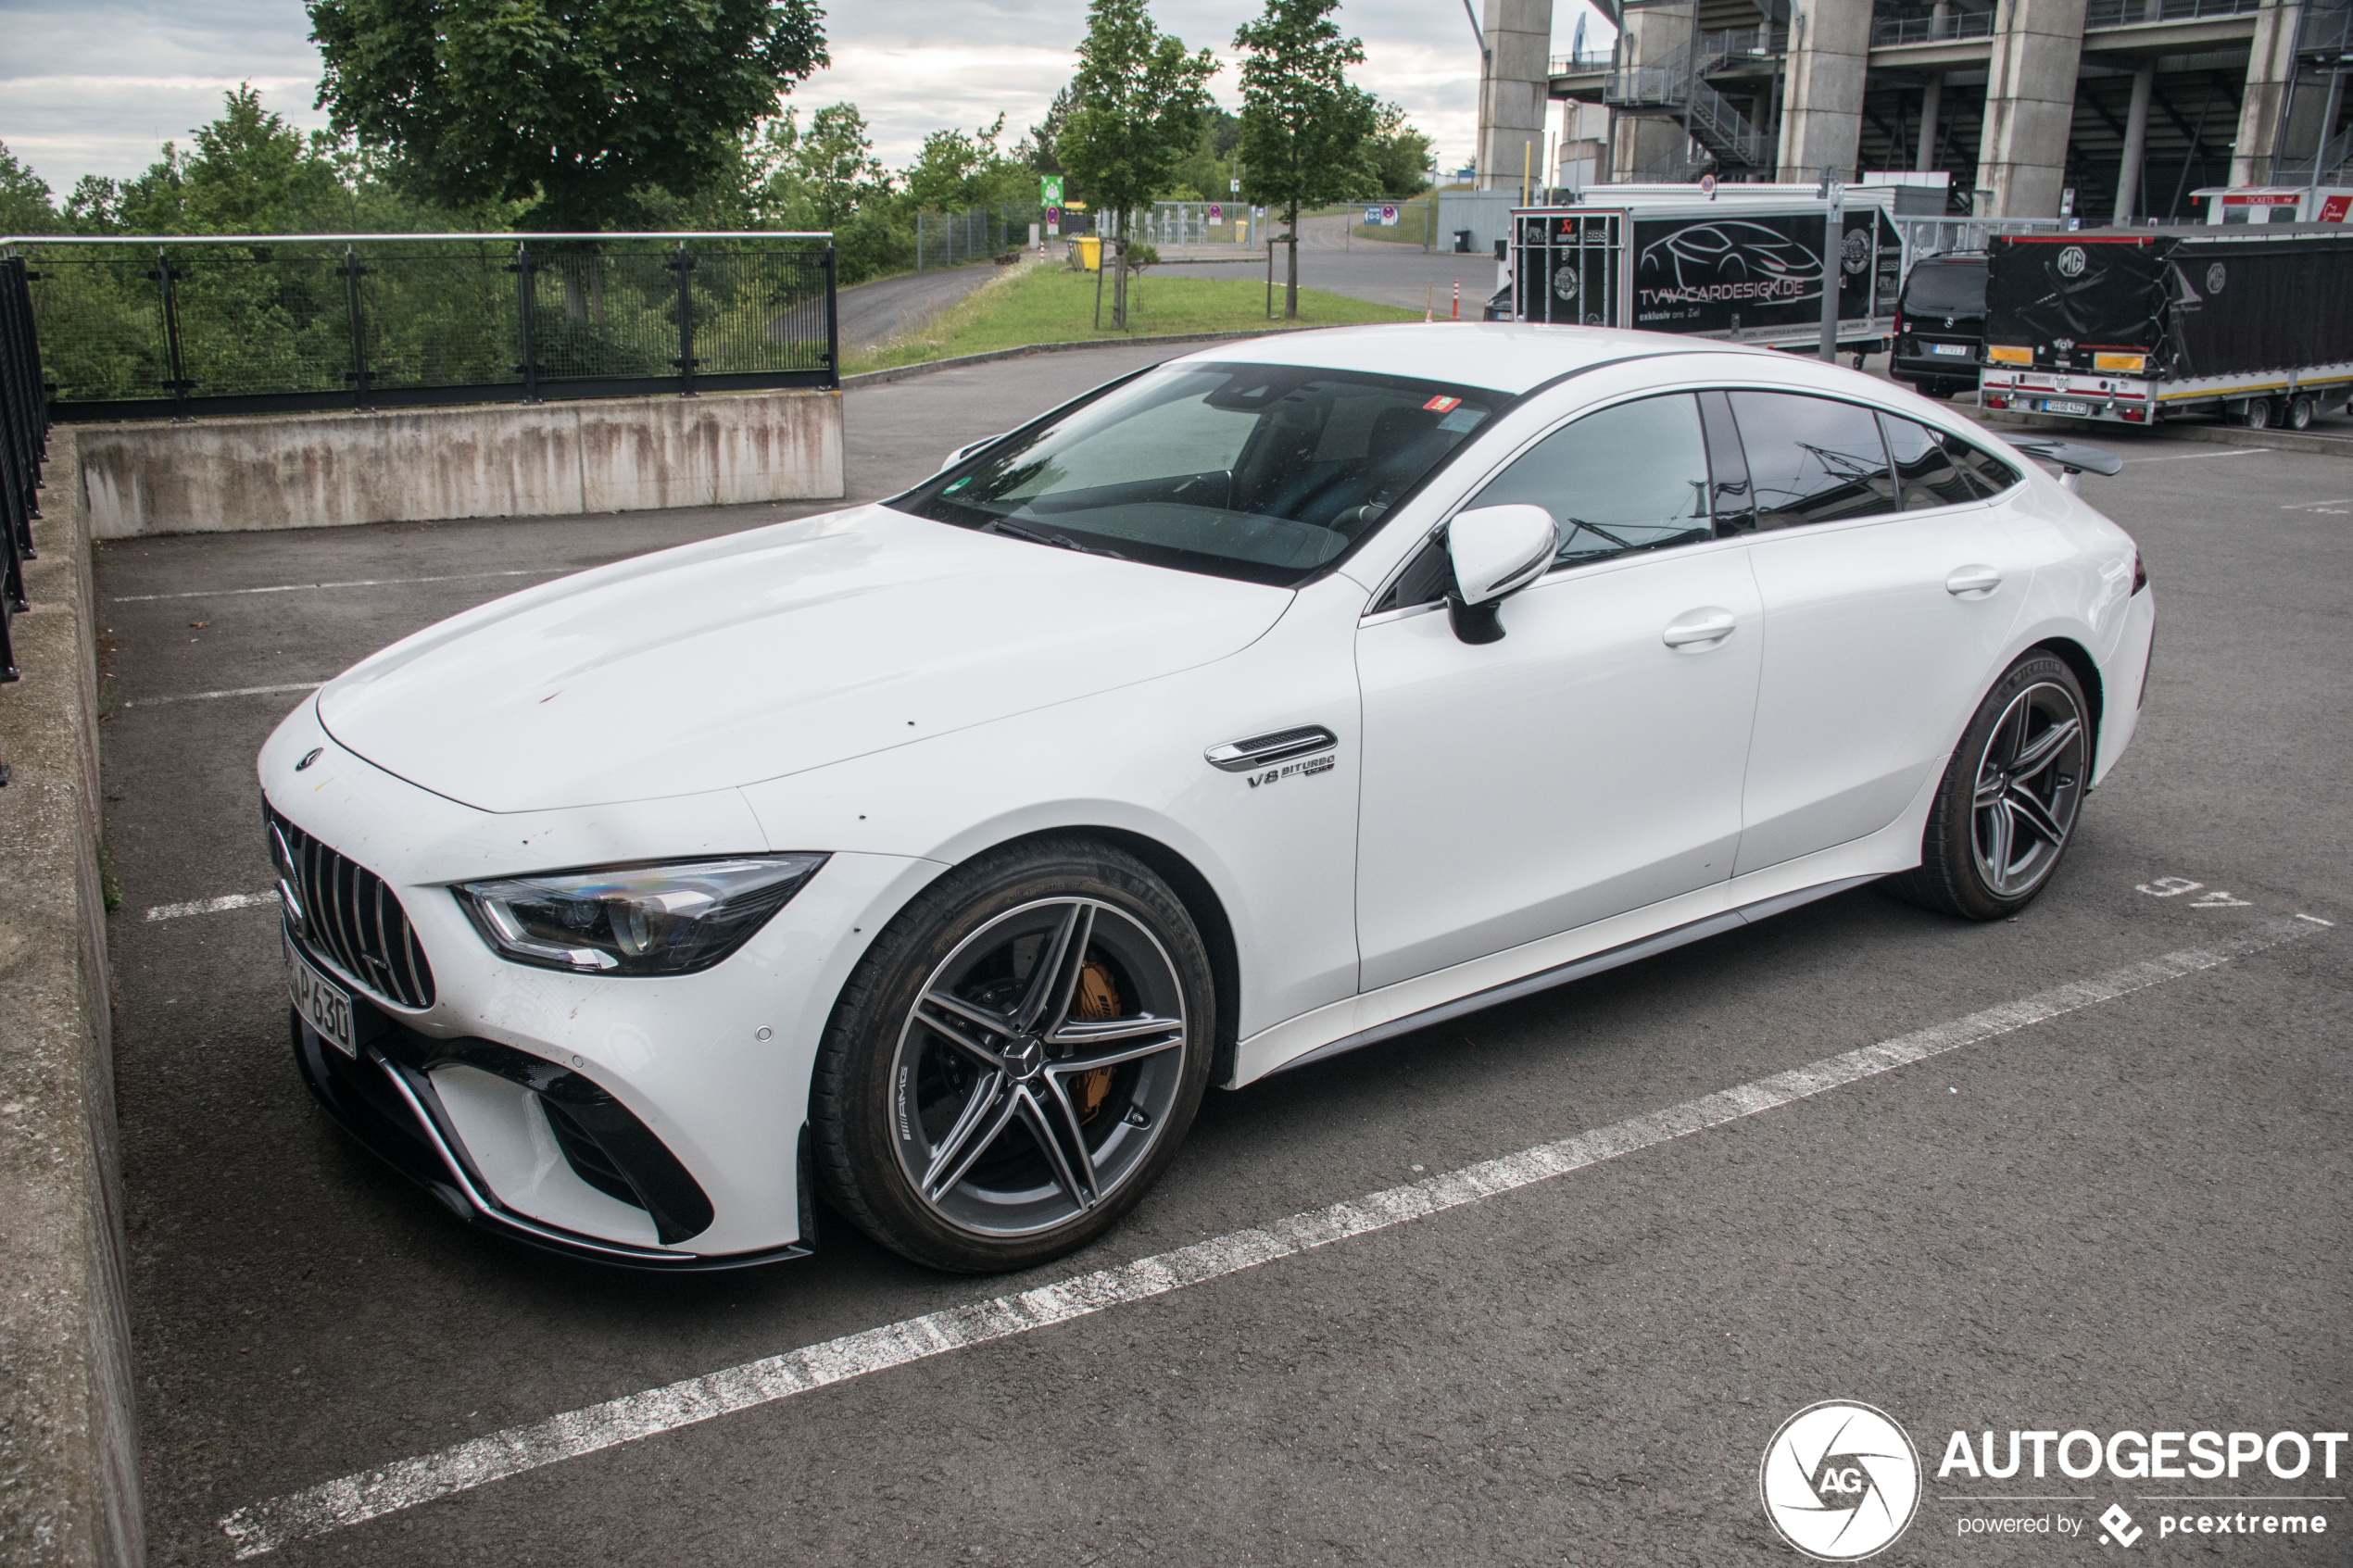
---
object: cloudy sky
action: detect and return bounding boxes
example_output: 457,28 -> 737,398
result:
0,0 -> 1612,197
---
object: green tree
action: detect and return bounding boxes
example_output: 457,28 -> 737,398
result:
308,0 -> 828,232
733,102 -> 909,283
1055,0 -> 1216,328
1360,102 -> 1436,197
1233,0 -> 1378,318
0,142 -> 59,234
178,85 -> 346,232
902,115 -> 1032,213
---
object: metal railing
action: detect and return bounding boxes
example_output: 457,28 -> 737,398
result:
1894,215 -> 2068,278
1549,49 -> 1617,74
2298,0 -> 2353,55
1870,7 -> 1997,45
0,256 -> 40,684
1604,65 -> 1775,167
2083,0 -> 2262,25
2276,122 -> 2353,185
1697,25 -> 1787,61
1,232 -> 837,422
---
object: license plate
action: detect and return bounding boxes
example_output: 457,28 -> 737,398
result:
288,939 -> 358,1058
2044,398 -> 2095,416
1930,343 -> 1969,357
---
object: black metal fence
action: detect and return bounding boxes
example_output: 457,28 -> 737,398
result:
5,232 -> 838,422
0,254 -> 44,688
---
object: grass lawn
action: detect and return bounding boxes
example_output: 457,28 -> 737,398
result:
847,262 -> 1422,372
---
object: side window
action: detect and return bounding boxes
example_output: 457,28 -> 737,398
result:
1944,434 -> 2020,497
1879,414 -> 1979,508
1729,392 -> 1898,528
1469,393 -> 1716,569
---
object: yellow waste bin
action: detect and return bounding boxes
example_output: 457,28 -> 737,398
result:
1077,235 -> 1102,271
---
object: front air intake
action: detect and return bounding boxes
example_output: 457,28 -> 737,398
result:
266,802 -> 436,1010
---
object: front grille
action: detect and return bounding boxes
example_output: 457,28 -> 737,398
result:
267,803 -> 436,1010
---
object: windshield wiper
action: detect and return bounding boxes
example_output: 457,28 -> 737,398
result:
982,520 -> 1128,560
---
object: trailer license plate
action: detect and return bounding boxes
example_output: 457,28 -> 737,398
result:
2044,398 -> 2095,416
1930,343 -> 1969,357
289,942 -> 358,1058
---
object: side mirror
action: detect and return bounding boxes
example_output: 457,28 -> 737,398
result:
1444,504 -> 1559,644
938,433 -> 1007,473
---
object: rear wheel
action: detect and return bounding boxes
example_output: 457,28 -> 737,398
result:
2240,397 -> 2274,430
1887,654 -> 2091,920
811,838 -> 1214,1273
2288,395 -> 2315,431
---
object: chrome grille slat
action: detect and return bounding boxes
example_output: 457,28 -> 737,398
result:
267,805 -> 435,1010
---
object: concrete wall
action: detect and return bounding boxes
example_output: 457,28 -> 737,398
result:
75,388 -> 843,540
0,426 -> 145,1568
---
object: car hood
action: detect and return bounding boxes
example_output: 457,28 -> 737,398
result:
317,505 -> 1293,813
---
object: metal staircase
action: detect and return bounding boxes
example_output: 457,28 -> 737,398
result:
1605,61 -> 1775,172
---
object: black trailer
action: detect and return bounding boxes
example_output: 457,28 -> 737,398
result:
1505,202 -> 1899,355
1978,224 -> 2353,430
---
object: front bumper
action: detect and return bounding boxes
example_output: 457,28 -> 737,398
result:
290,988 -> 812,1270
260,700 -> 945,1265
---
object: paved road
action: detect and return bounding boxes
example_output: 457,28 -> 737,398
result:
97,345 -> 2350,1565
1159,211 -> 1499,315
836,261 -> 1012,355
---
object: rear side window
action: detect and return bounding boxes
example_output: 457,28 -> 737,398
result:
1947,436 -> 2020,496
1729,392 -> 1897,528
1468,393 -> 1716,568
1900,260 -> 1987,318
1880,415 -> 1977,508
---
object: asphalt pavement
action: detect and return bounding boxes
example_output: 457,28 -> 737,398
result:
836,261 -> 1013,355
97,345 -> 2350,1566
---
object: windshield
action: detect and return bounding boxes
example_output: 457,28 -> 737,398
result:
1902,259 -> 1988,318
891,361 -> 1504,587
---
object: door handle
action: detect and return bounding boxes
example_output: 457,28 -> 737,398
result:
1945,565 -> 2003,597
1661,609 -> 1738,648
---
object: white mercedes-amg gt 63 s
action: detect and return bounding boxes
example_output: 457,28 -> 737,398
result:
260,323 -> 2153,1273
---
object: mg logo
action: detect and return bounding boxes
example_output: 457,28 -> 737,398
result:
2057,245 -> 2089,278
1760,1401 -> 1922,1561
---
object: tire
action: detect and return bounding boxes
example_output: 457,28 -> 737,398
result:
2241,397 -> 2274,430
1886,653 -> 2092,920
811,837 -> 1215,1273
2289,395 -> 2315,432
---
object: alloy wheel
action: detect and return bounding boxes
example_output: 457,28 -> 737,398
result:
1969,681 -> 2086,898
888,897 -> 1189,1237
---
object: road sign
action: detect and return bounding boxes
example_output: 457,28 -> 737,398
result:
1363,204 -> 1401,226
1045,207 -> 1062,227
1040,176 -> 1063,205
1208,204 -> 1223,222
1230,179 -> 1241,194
1699,174 -> 1718,199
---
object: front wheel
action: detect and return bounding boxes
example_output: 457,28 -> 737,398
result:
811,838 -> 1215,1273
1887,654 -> 2091,920
2240,397 -> 2274,430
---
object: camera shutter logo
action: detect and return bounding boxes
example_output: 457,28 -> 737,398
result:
1759,1400 -> 1922,1561
2057,245 -> 2089,279
1554,265 -> 1580,302
2207,262 -> 2228,294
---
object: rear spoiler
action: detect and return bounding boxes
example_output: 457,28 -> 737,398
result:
2007,436 -> 2124,480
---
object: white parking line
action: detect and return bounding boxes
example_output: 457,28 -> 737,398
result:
120,681 -> 324,709
216,917 -> 2321,1559
145,892 -> 275,922
109,569 -> 565,604
2117,448 -> 2267,463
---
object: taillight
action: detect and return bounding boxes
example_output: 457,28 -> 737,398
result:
2132,548 -> 2148,594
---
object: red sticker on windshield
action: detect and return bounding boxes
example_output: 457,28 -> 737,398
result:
1423,395 -> 1462,412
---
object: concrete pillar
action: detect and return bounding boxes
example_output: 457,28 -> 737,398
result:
2229,0 -> 2306,184
1609,3 -> 1700,179
2113,59 -> 2156,222
1478,0 -> 1555,193
1776,0 -> 1871,182
1917,72 -> 1945,170
1973,0 -> 2090,216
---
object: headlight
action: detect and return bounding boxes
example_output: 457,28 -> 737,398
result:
453,854 -> 828,976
